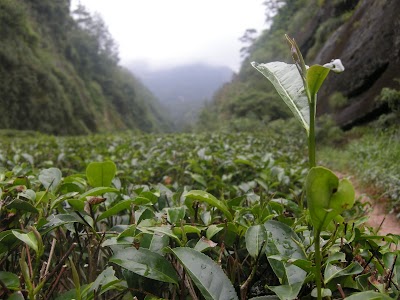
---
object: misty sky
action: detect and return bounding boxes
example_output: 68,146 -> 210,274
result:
71,0 -> 267,71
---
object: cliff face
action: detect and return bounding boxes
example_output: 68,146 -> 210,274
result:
300,0 -> 400,128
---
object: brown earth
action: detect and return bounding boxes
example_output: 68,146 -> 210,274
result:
336,172 -> 400,236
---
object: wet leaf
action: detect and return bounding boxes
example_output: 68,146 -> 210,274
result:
170,247 -> 238,300
245,225 -> 267,258
110,248 -> 178,284
185,190 -> 232,221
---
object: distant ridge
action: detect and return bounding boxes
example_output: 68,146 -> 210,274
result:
128,62 -> 234,130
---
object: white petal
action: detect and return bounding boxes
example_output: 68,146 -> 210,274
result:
323,59 -> 345,73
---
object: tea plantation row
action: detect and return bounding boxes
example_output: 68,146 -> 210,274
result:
0,130 -> 398,299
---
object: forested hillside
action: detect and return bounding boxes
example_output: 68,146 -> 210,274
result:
0,0 -> 169,135
198,0 -> 400,131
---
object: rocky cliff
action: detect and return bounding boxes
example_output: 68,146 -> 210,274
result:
308,0 -> 400,128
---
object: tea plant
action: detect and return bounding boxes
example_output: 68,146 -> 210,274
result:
0,37 -> 399,300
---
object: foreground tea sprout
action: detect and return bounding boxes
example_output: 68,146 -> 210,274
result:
252,35 -> 354,300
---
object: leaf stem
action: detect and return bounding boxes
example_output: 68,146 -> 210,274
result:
314,230 -> 322,300
308,94 -> 316,168
240,240 -> 266,299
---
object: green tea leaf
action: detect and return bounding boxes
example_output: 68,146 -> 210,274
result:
79,187 -> 119,201
170,247 -> 238,300
0,271 -> 19,290
8,292 -> 25,300
41,214 -> 82,234
185,190 -> 233,221
97,199 -> 133,221
267,282 -> 303,300
172,225 -> 202,236
194,237 -> 218,252
6,199 -> 38,214
206,225 -> 224,240
110,248 -> 178,284
12,231 -> 38,253
251,61 -> 309,133
343,291 -> 392,300
306,65 -> 330,97
166,207 -> 186,224
140,226 -> 182,245
86,161 -> 117,187
306,167 -> 355,232
324,252 -> 363,284
245,225 -> 267,258
140,233 -> 169,255
264,220 -> 306,287
89,266 -> 121,295
39,168 -> 62,193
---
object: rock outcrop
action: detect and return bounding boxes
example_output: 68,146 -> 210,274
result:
311,0 -> 400,128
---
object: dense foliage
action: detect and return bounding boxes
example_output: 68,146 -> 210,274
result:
0,0 -> 169,134
0,127 -> 399,299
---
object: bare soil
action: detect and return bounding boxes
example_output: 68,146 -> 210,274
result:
336,172 -> 400,236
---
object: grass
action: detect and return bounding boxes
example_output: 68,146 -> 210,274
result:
320,124 -> 400,215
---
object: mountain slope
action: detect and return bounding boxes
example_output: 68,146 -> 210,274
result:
0,0 -> 169,134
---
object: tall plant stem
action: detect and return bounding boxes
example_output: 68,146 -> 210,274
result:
308,95 -> 316,168
314,230 -> 322,300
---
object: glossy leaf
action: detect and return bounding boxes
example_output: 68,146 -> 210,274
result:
306,65 -> 330,97
194,237 -> 218,252
89,266 -> 121,295
267,282 -> 303,300
311,288 -> 332,298
0,271 -> 19,290
172,225 -> 202,236
6,199 -> 38,214
306,167 -> 355,231
344,291 -> 392,300
324,252 -> 363,284
185,190 -> 233,221
110,248 -> 178,284
140,226 -> 182,245
86,161 -> 117,187
245,225 -> 267,258
39,167 -> 62,193
140,233 -> 169,255
264,220 -> 306,286
79,187 -> 119,201
41,213 -> 82,234
206,225 -> 224,239
12,231 -> 38,253
170,247 -> 238,300
97,199 -> 133,221
166,206 -> 186,224
251,61 -> 309,133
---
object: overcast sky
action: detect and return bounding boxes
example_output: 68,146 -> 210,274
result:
70,0 -> 267,71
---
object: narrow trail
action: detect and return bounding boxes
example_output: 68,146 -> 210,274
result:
336,172 -> 400,236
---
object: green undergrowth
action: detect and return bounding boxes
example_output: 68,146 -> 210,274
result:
1,125 -> 399,299
320,124 -> 400,215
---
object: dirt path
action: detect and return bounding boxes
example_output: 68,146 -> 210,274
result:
336,172 -> 400,236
